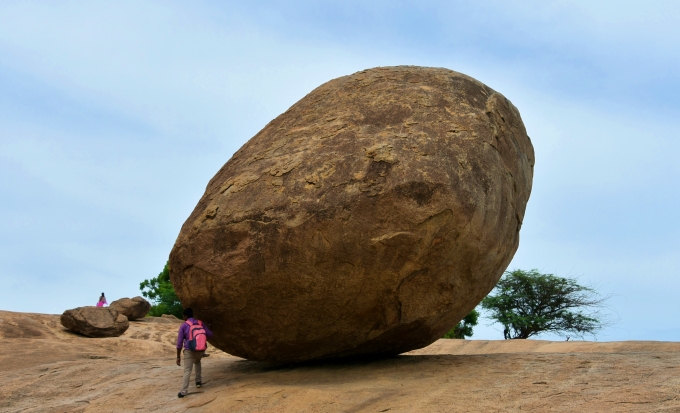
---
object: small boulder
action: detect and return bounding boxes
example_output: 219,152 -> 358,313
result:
60,307 -> 129,337
109,296 -> 151,320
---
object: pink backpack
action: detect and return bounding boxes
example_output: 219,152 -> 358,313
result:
186,320 -> 208,352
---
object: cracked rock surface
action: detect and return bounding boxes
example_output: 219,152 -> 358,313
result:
169,66 -> 535,363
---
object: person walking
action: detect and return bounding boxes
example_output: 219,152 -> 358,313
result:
96,293 -> 107,307
176,308 -> 213,398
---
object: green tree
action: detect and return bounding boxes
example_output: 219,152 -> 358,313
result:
140,261 -> 183,318
443,309 -> 480,339
481,269 -> 608,339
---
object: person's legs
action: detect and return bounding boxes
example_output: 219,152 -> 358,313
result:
194,351 -> 204,385
180,349 -> 194,395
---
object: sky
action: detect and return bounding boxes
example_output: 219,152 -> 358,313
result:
1,0 -> 679,341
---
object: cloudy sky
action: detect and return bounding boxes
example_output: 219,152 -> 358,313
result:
1,0 -> 678,341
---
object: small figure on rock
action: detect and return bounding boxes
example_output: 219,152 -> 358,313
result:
176,308 -> 213,398
96,293 -> 107,307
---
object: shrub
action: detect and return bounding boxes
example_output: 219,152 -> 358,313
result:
140,261 -> 183,318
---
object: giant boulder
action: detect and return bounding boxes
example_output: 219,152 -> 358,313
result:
109,296 -> 151,321
169,66 -> 534,363
60,306 -> 129,337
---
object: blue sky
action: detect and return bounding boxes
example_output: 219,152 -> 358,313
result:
1,0 -> 679,341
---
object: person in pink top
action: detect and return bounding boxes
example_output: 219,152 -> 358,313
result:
96,293 -> 107,307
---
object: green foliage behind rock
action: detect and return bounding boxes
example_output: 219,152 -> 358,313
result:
140,261 -> 183,318
443,309 -> 479,339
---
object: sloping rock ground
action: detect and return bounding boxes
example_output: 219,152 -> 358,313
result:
1,310 -> 679,413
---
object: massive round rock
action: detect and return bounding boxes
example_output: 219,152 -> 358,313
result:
169,66 -> 535,363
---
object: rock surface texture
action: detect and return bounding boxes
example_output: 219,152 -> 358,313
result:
109,296 -> 151,321
169,66 -> 535,363
60,306 -> 129,337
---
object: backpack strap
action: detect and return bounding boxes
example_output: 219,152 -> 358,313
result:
186,319 -> 203,327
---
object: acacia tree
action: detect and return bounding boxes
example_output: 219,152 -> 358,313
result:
481,269 -> 608,339
443,309 -> 480,339
140,261 -> 183,318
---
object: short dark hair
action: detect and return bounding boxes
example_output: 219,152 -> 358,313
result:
183,308 -> 193,318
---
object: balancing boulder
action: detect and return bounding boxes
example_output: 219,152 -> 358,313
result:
60,306 -> 129,337
169,66 -> 535,363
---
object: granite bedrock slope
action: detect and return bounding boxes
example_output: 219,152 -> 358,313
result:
169,66 -> 535,363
